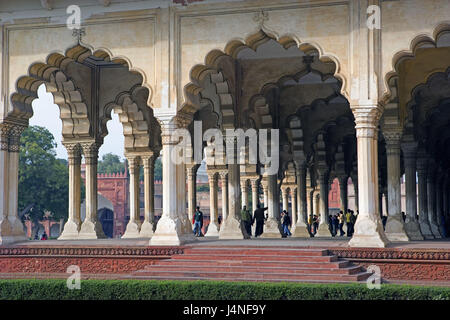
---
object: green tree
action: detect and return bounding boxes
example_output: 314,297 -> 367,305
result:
97,153 -> 126,174
18,126 -> 71,237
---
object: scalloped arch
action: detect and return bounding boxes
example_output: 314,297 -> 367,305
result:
382,23 -> 450,105
182,30 -> 348,130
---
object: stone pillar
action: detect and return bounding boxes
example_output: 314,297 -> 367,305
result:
348,107 -> 389,247
427,161 -> 442,238
290,187 -> 297,232
250,178 -> 259,214
261,172 -> 282,238
140,155 -> 156,237
306,187 -> 313,218
313,190 -> 320,216
0,124 -> 11,244
384,132 -> 409,241
263,180 -> 268,207
220,171 -> 228,222
435,172 -> 446,237
151,119 -> 195,245
281,187 -> 289,213
239,179 -> 248,210
205,172 -> 219,236
293,163 -> 309,237
219,163 -> 244,239
315,167 -> 330,237
59,143 -> 82,240
338,176 -> 348,214
123,156 -> 142,238
6,126 -> 26,240
79,142 -> 105,239
350,172 -> 359,211
186,164 -> 197,230
416,155 -> 434,239
402,144 -> 423,241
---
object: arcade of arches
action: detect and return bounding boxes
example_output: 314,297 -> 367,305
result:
0,0 -> 449,248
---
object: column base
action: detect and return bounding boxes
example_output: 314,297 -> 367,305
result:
78,220 -> 106,239
150,215 -> 195,246
404,220 -> 424,240
180,214 -> 194,236
219,216 -> 244,239
419,219 -> 435,240
122,220 -> 142,238
260,218 -> 282,238
429,222 -> 442,238
205,221 -> 220,237
348,217 -> 390,248
291,223 -> 310,237
315,222 -> 331,237
385,217 -> 410,241
9,217 -> 25,236
58,220 -> 80,240
139,221 -> 155,238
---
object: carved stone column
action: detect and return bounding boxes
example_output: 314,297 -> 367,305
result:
0,124 -> 11,244
338,175 -> 348,215
416,154 -> 434,239
348,107 -> 389,247
151,118 -> 195,245
0,124 -> 27,244
6,125 -> 27,239
262,179 -> 268,207
240,179 -> 249,209
123,156 -> 142,238
79,142 -> 105,239
292,163 -> 309,237
315,166 -> 330,237
140,154 -> 156,238
250,178 -> 259,214
427,160 -> 442,238
435,170 -> 446,237
220,171 -> 228,222
219,135 -> 244,239
281,187 -> 289,213
59,143 -> 82,240
384,132 -> 409,241
290,187 -> 297,233
350,171 -> 359,211
261,170 -> 282,238
219,163 -> 244,239
205,172 -> 219,236
186,164 -> 197,230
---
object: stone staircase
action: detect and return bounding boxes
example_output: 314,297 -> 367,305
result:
129,246 -> 372,283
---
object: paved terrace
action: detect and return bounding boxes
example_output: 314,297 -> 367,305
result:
8,237 -> 450,249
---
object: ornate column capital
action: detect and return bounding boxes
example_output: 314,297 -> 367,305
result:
383,129 -> 403,156
0,123 -> 11,151
81,141 -> 100,165
219,170 -> 228,181
250,178 -> 260,190
7,124 -> 26,153
64,143 -> 82,166
126,156 -> 142,171
351,106 -> 382,139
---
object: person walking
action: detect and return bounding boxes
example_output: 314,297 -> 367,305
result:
253,204 -> 268,237
338,211 -> 345,236
193,206 -> 204,237
241,205 -> 253,239
346,209 -> 353,237
281,210 -> 292,237
312,214 -> 319,235
330,214 -> 338,237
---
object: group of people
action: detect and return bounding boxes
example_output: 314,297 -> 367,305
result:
192,204 -> 359,238
307,209 -> 358,237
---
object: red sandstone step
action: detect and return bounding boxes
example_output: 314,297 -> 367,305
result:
151,259 -> 351,269
183,248 -> 329,257
130,270 -> 370,282
126,274 -> 370,284
172,254 -> 338,262
139,265 -> 363,275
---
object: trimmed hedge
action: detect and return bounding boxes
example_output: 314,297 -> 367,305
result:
0,279 -> 449,300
